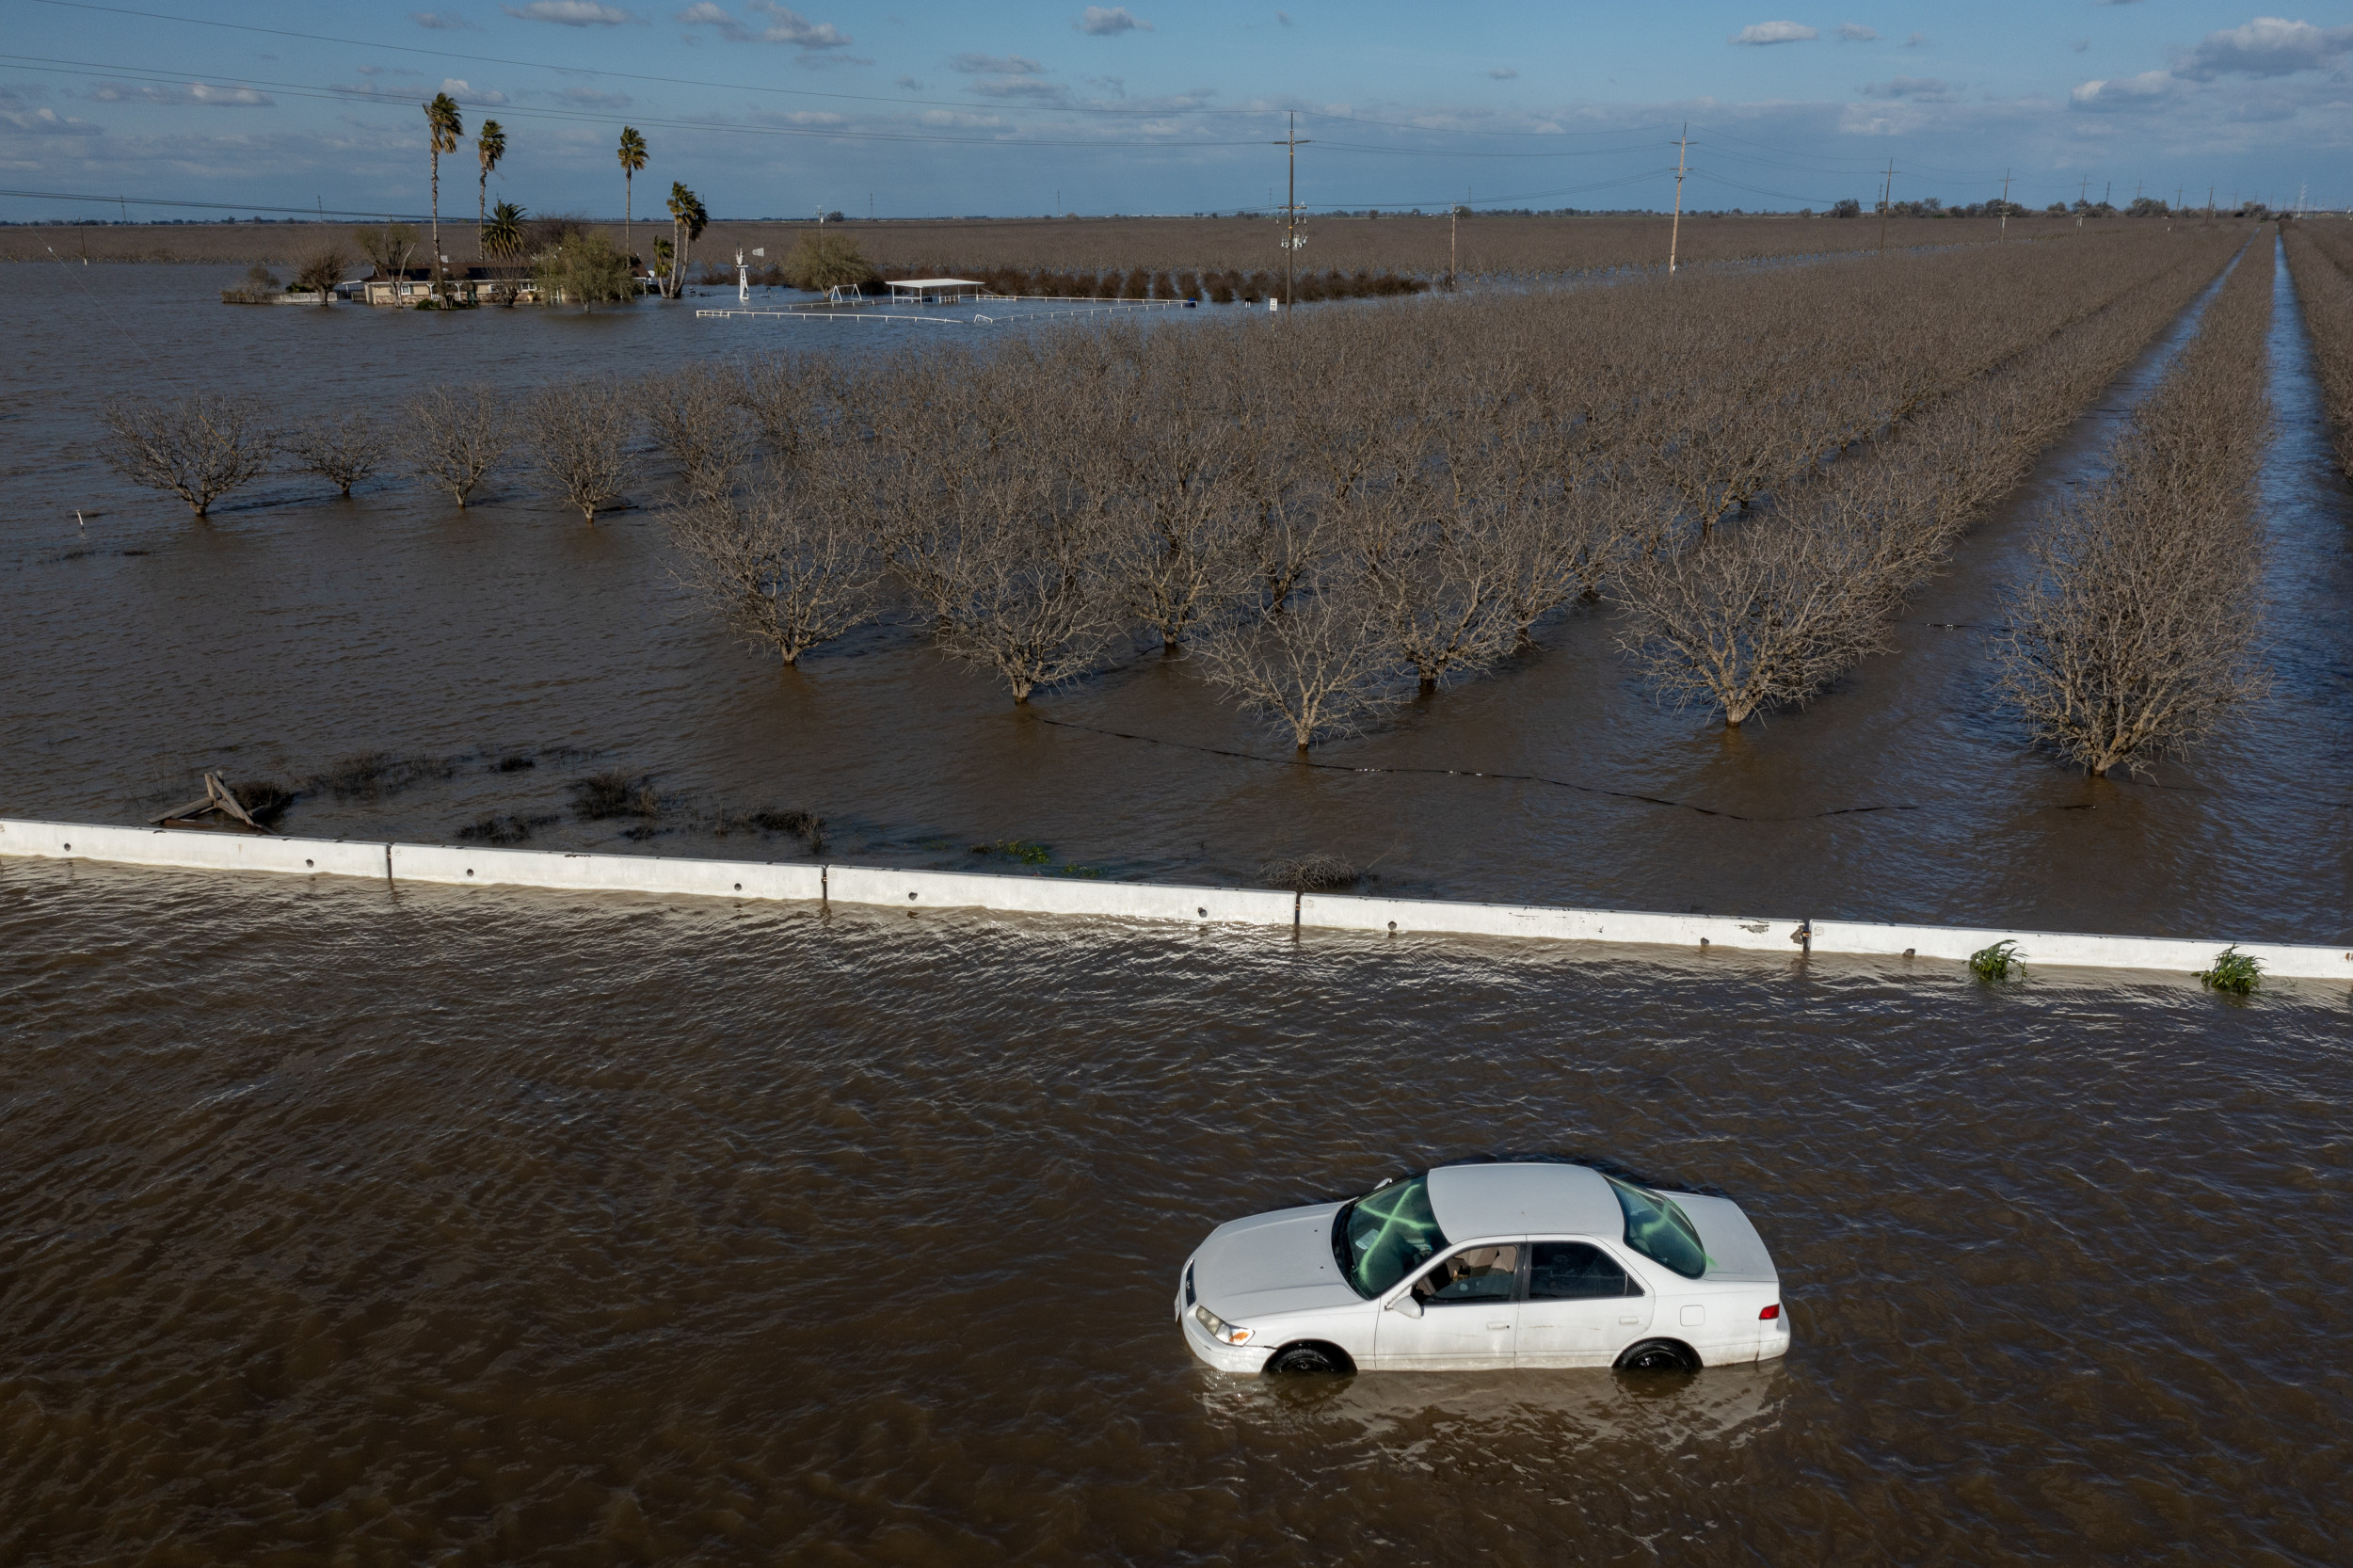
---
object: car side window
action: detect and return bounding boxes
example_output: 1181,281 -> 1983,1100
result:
1529,1241 -> 1638,1300
1411,1244 -> 1522,1305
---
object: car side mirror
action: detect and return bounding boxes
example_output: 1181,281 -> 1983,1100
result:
1386,1293 -> 1424,1319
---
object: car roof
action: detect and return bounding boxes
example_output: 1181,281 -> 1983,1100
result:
1426,1161 -> 1622,1241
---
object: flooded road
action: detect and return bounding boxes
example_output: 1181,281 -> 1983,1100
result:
3,255 -> 2348,940
3,861 -> 2349,1563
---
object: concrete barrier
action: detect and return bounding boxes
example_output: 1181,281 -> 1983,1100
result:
5,816 -> 2346,983
1302,891 -> 1800,953
825,864 -> 1295,927
389,841 -> 825,903
0,818 -> 390,881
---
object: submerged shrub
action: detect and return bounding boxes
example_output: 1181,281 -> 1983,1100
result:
1260,854 -> 1359,891
456,812 -> 559,844
569,770 -> 662,821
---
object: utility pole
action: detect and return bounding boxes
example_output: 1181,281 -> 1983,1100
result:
2207,185 -> 2215,225
1998,169 -> 2011,243
1269,111 -> 1310,311
1877,157 -> 1897,256
2076,176 -> 2090,232
1668,123 -> 1691,274
1449,189 -> 1459,292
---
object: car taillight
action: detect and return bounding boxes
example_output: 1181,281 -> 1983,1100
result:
1759,1304 -> 1781,1320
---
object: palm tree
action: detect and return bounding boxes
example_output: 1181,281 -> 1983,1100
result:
424,92 -> 463,304
664,181 -> 707,298
617,126 -> 647,282
481,200 -> 528,304
475,119 -> 505,260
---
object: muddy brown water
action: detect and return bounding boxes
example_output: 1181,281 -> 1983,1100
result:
3,249 -> 2347,940
2,251 -> 2350,1563
2,863 -> 2349,1564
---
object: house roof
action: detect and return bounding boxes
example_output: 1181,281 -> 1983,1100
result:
887,278 -> 984,289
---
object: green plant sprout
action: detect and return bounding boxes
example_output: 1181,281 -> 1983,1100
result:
2197,945 -> 2262,996
1968,939 -> 2025,983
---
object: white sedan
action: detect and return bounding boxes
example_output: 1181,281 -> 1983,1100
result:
1176,1160 -> 1788,1375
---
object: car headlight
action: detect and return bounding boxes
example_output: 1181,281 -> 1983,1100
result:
1193,1304 -> 1256,1346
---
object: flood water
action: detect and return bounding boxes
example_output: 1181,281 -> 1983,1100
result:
3,862 -> 2349,1563
3,248 -> 2351,1564
2,248 -> 2347,941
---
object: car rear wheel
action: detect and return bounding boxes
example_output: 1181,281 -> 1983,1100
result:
1615,1338 -> 1699,1373
1265,1342 -> 1353,1376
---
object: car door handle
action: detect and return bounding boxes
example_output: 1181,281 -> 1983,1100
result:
1487,1321 -> 1512,1331
1619,1316 -> 1641,1324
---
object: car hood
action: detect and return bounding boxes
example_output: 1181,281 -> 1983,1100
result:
1193,1201 -> 1364,1319
1669,1192 -> 1779,1284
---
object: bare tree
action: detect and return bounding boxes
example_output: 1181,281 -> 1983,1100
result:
282,415 -> 392,498
1192,579 -> 1404,753
291,245 -> 351,306
1992,248 -> 2274,776
1991,490 -> 2269,775
1611,502 -> 1902,728
668,461 -> 884,664
926,474 -> 1121,704
526,382 -> 635,522
401,384 -> 511,507
641,365 -> 759,504
732,353 -> 831,470
1358,484 -> 1524,696
100,394 -> 275,518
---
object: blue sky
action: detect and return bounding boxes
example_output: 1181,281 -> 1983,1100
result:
2,0 -> 2346,222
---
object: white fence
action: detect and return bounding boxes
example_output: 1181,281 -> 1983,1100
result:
4,817 -> 2347,983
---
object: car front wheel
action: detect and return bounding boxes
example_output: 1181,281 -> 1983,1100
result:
1265,1343 -> 1353,1376
1615,1338 -> 1699,1373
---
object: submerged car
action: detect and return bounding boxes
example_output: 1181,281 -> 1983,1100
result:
1176,1160 -> 1787,1375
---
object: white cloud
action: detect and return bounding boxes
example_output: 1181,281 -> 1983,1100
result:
1836,24 -> 1877,40
739,0 -> 861,47
2177,17 -> 2353,80
504,2 -> 637,24
411,10 -> 481,26
674,2 -> 729,19
1903,31 -> 1926,46
2069,69 -> 2184,110
893,75 -> 923,88
91,81 -> 276,106
2,106 -> 102,134
1487,67 -> 1518,79
1076,7 -> 1151,36
1732,21 -> 1818,45
441,77 -> 509,103
951,53 -> 1045,74
1276,8 -> 1293,24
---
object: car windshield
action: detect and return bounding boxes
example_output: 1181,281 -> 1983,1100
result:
1333,1175 -> 1449,1299
1605,1175 -> 1712,1279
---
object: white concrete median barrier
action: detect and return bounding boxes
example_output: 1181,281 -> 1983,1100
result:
5,817 -> 2347,984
